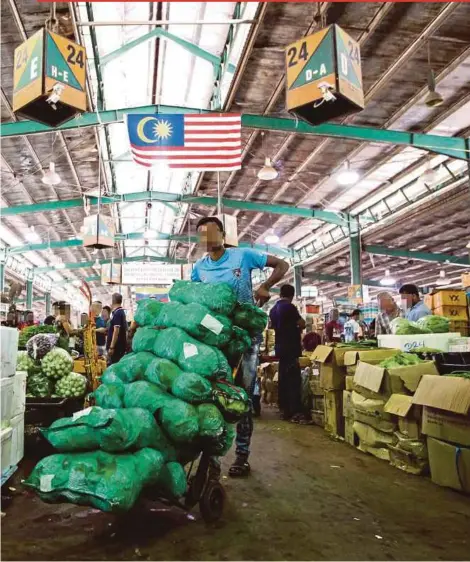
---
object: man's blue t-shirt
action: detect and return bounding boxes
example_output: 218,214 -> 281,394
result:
95,316 -> 106,346
269,299 -> 302,359
191,247 -> 268,304
106,307 -> 127,353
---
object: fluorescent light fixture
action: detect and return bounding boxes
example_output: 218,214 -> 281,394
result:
380,269 -> 396,286
435,269 -> 450,286
143,229 -> 158,240
265,232 -> 280,244
25,226 -> 40,243
257,158 -> 278,181
336,161 -> 359,186
54,262 -> 66,270
41,162 -> 61,186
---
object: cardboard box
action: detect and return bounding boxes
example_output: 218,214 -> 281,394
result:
384,394 -> 422,439
324,390 -> 344,437
343,349 -> 398,367
343,390 -> 353,419
377,333 -> 461,352
449,321 -> 469,337
344,416 -> 356,446
433,289 -> 468,309
312,394 -> 324,413
433,306 -> 468,321
309,373 -> 323,396
424,294 -> 434,310
299,357 -> 312,368
354,360 -> 439,398
427,437 -> 470,493
353,391 -> 396,433
389,444 -> 428,475
413,375 -> 470,447
311,410 -> 325,428
345,375 -> 354,391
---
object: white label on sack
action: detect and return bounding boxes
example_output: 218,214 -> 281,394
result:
201,314 -> 223,335
72,407 -> 93,421
183,342 -> 199,359
40,474 -> 54,492
312,367 -> 320,377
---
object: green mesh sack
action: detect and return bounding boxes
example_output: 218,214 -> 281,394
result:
169,280 -> 236,316
134,299 -> 164,327
156,302 -> 232,348
100,370 -> 124,386
123,381 -> 177,415
94,383 -> 125,409
223,326 -> 252,365
206,422 -> 236,457
42,407 -> 166,453
159,399 -> 199,444
132,328 -> 160,353
24,448 -> 165,513
197,403 -> 225,441
213,379 -> 250,423
143,357 -> 181,390
157,461 -> 187,499
171,373 -> 212,404
232,302 -> 268,337
154,327 -> 231,380
110,352 -> 155,383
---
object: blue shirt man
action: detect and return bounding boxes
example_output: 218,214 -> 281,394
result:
399,283 -> 431,322
192,216 -> 288,478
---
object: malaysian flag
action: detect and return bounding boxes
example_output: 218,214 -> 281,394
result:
126,113 -> 241,171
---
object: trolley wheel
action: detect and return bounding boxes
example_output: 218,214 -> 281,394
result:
199,481 -> 225,523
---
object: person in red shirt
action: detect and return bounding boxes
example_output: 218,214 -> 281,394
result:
18,310 -> 37,330
324,308 -> 343,343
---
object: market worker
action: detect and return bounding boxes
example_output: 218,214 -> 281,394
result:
399,283 -> 431,321
344,309 -> 362,342
192,216 -> 289,478
43,315 -> 55,326
92,301 -> 107,357
269,284 -> 307,423
106,293 -> 128,365
324,307 -> 343,343
375,291 -> 401,335
102,305 -> 111,328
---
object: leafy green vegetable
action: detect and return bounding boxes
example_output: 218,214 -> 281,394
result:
417,315 -> 450,334
446,371 -> 470,380
390,318 -> 430,335
19,325 -> 56,348
26,366 -> 53,398
42,347 -> 74,379
17,350 -> 37,372
55,372 -> 88,397
379,352 -> 425,369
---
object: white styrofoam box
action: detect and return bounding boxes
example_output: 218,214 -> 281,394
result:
11,371 -> 27,418
10,413 -> 24,467
377,333 -> 461,352
1,376 -> 14,429
0,327 -> 19,378
1,426 -> 13,474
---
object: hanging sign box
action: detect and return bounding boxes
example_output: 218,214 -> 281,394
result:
82,214 -> 115,249
101,262 -> 122,285
13,28 -> 86,127
134,287 -> 170,303
285,25 -> 364,126
121,263 -> 182,286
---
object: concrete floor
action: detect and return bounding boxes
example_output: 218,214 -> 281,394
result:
2,409 -> 470,561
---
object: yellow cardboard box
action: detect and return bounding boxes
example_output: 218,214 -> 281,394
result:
433,305 -> 468,321
433,289 -> 468,309
427,437 -> 470,493
324,390 -> 344,437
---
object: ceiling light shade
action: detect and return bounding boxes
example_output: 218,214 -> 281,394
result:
257,158 -> 278,181
54,262 -> 66,270
435,269 -> 450,286
25,226 -> 40,243
425,68 -> 444,107
41,162 -> 61,186
93,259 -> 102,270
336,161 -> 359,186
380,269 -> 396,286
265,232 -> 280,244
143,229 -> 158,240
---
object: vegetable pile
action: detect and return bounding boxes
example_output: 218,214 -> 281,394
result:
17,350 -> 36,372
417,315 -> 450,334
391,315 -> 451,335
18,325 -> 56,348
379,352 -> 425,369
42,347 -> 74,379
55,372 -> 88,398
26,333 -> 58,360
446,371 -> 470,380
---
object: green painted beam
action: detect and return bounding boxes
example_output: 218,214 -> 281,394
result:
34,255 -> 186,274
303,272 -> 383,288
365,245 -> 470,265
26,279 -> 33,309
349,219 -> 362,287
1,190 -> 344,226
1,104 -> 467,161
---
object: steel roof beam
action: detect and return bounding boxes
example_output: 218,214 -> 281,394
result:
34,255 -> 186,274
364,245 -> 470,266
302,272 -> 383,288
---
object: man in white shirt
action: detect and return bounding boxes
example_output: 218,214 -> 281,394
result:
344,309 -> 361,342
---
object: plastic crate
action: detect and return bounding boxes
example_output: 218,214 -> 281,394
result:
431,352 -> 470,375
25,397 -> 85,426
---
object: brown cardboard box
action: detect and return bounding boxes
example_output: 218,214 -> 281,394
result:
309,373 -> 323,396
384,394 -> 423,439
433,289 -> 468,309
343,349 -> 398,367
427,437 -> 470,493
449,320 -> 469,337
433,305 -> 468,321
353,391 -> 396,433
412,375 -> 470,447
389,444 -> 428,475
424,294 -> 434,310
344,416 -> 356,446
324,390 -> 344,437
299,356 -> 312,368
343,390 -> 353,419
312,394 -> 324,413
345,375 -> 354,391
311,410 -> 325,428
354,360 -> 439,398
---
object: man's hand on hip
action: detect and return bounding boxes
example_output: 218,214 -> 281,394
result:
254,283 -> 270,306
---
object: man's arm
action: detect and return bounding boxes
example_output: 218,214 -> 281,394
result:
254,255 -> 289,305
109,325 -> 120,354
298,316 -> 306,330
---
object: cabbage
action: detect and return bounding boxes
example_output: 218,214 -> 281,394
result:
26,366 -> 53,398
417,315 -> 450,334
17,350 -> 36,372
390,318 -> 430,335
42,347 -> 74,379
55,372 -> 88,398
379,352 -> 425,369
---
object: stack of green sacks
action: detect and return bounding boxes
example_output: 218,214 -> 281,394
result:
25,281 -> 268,513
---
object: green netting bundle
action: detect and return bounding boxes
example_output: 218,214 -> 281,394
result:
93,383 -> 125,409
171,372 -> 212,404
417,315 -> 450,333
155,302 -> 233,348
159,399 -> 199,444
231,302 -> 268,337
157,461 -> 187,499
134,299 -> 164,327
105,352 -> 155,383
132,328 -> 161,353
123,381 -> 177,415
207,423 -> 236,457
24,448 -> 165,513
42,407 -> 167,453
169,280 -> 237,316
100,370 -> 124,386
197,403 -> 225,441
212,379 -> 250,423
143,357 -> 182,390
154,327 -> 231,380
222,326 -> 252,365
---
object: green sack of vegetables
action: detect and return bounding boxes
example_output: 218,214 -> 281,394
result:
134,299 -> 164,327
159,399 -> 199,444
417,315 -> 450,333
55,372 -> 87,398
390,317 -> 430,335
132,327 -> 160,353
212,379 -> 250,423
143,357 -> 182,390
26,366 -> 53,398
197,403 -> 225,441
123,381 -> 177,414
231,302 -> 268,337
169,280 -> 237,316
42,347 -> 74,380
222,326 -> 251,365
153,327 -> 231,380
171,372 -> 212,404
93,383 -> 125,409
111,352 -> 155,383
157,461 -> 187,499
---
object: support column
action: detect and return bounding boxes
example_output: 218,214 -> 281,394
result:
349,216 -> 363,288
26,277 -> 33,310
45,292 -> 52,316
0,262 -> 4,294
294,265 -> 303,298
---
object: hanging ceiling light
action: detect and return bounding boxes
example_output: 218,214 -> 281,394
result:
143,228 -> 158,240
41,162 -> 61,186
421,164 -> 440,185
54,261 -> 66,270
424,42 -> 444,108
380,269 -> 396,286
336,161 -> 359,186
93,259 -> 102,270
257,157 -> 278,181
435,269 -> 450,286
265,231 -> 280,244
25,226 -> 40,243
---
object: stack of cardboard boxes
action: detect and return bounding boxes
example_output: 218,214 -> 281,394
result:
309,360 -> 324,427
260,329 -> 276,355
259,362 -> 279,406
425,289 -> 469,336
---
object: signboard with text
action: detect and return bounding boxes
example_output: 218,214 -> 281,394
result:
122,263 -> 182,286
